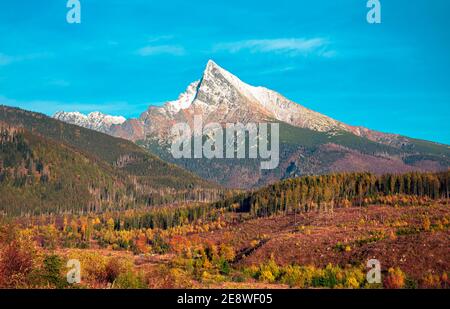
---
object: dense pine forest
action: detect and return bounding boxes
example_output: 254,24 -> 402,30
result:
213,171 -> 449,217
71,171 -> 449,232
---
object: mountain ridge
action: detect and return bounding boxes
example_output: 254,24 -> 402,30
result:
54,60 -> 442,147
51,60 -> 449,188
54,111 -> 126,134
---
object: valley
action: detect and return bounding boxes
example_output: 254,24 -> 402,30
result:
0,170 -> 448,289
1,197 -> 448,289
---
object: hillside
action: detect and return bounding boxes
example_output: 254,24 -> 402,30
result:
1,171 -> 448,289
0,106 -> 220,216
213,171 -> 449,216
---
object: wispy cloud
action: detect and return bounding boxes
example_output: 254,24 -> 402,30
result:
0,95 -> 149,118
0,52 -> 52,66
136,45 -> 185,57
259,66 -> 297,75
0,53 -> 14,66
213,38 -> 333,57
147,35 -> 175,43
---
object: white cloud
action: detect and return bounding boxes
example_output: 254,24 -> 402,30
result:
259,66 -> 297,75
0,53 -> 15,66
213,38 -> 333,57
136,45 -> 185,56
0,52 -> 52,66
147,35 -> 175,43
0,95 -> 149,118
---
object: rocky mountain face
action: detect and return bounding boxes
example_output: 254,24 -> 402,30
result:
53,60 -> 450,188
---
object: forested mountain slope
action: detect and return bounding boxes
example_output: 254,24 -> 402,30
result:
0,106 -> 221,216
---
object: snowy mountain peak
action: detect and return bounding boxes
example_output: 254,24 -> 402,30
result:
148,60 -> 349,132
196,61 -> 353,132
191,60 -> 266,116
202,60 -> 250,92
205,59 -> 219,70
53,111 -> 126,133
199,61 -> 288,110
53,61 -> 384,143
162,60 -> 252,115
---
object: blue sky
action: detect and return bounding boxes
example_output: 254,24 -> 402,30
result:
0,0 -> 449,144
